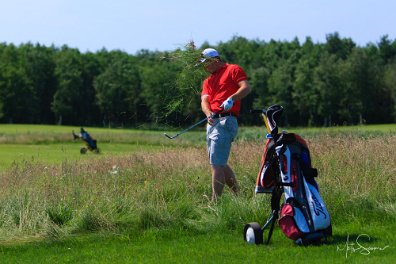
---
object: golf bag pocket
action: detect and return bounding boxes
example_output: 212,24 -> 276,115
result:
279,203 -> 309,240
256,160 -> 277,193
255,139 -> 277,193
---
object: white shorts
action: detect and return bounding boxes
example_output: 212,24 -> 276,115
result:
206,116 -> 238,166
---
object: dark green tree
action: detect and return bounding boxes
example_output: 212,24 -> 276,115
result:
313,53 -> 345,125
378,35 -> 396,64
140,60 -> 179,123
0,44 -> 37,123
342,46 -> 392,124
52,46 -> 85,125
267,62 -> 295,126
326,32 -> 355,60
94,55 -> 141,127
18,43 -> 57,123
383,60 -> 396,119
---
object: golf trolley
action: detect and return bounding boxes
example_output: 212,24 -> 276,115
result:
243,105 -> 332,245
243,105 -> 285,245
72,128 -> 100,154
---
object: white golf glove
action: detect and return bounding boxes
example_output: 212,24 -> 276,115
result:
220,97 -> 234,111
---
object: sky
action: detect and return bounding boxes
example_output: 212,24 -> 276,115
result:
1,0 -> 395,54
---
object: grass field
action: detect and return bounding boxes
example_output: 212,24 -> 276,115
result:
0,124 -> 395,263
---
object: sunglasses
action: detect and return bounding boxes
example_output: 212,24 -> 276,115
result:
201,57 -> 216,66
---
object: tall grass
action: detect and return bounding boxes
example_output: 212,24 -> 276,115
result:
0,133 -> 395,242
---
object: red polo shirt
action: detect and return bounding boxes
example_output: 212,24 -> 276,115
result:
201,63 -> 247,116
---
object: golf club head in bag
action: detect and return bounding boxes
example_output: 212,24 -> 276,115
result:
263,105 -> 283,137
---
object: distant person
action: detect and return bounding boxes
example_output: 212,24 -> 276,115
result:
198,48 -> 251,201
72,127 -> 100,154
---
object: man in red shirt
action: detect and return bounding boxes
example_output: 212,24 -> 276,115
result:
199,48 -> 251,201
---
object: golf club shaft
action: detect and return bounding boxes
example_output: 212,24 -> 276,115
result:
172,116 -> 208,137
164,113 -> 225,139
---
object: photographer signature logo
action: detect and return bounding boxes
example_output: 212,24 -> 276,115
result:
337,234 -> 390,258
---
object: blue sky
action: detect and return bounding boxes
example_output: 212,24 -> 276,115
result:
1,0 -> 395,54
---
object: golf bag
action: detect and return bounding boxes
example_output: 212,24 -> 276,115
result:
273,133 -> 331,244
245,105 -> 332,245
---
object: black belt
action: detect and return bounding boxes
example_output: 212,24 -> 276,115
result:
212,113 -> 235,118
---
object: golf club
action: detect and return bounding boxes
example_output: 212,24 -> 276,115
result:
164,116 -> 209,139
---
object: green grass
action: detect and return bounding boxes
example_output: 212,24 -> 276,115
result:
0,124 -> 395,263
0,223 -> 394,263
0,124 -> 205,169
0,143 -> 169,169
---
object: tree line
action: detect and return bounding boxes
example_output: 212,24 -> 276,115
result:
0,33 -> 395,127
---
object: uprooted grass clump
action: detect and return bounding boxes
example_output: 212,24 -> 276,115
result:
0,134 -> 394,241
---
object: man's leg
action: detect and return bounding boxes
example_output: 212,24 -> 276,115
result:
207,116 -> 238,201
224,164 -> 239,194
211,165 -> 225,201
211,164 -> 239,201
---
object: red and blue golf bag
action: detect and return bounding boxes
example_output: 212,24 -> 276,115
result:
246,105 -> 332,245
274,133 -> 332,244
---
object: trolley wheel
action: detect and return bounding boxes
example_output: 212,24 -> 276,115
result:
244,222 -> 263,245
80,147 -> 88,154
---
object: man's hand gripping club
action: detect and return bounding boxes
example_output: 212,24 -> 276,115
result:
207,97 -> 234,126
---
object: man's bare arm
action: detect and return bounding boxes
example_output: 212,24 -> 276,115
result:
230,80 -> 251,101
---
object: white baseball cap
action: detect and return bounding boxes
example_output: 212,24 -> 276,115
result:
199,48 -> 220,64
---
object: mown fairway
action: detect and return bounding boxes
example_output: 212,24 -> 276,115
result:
0,124 -> 395,263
